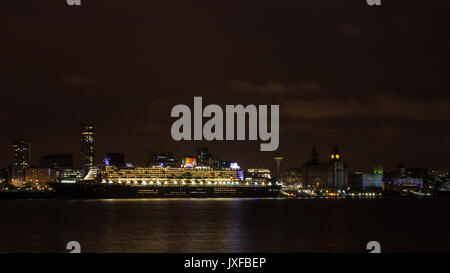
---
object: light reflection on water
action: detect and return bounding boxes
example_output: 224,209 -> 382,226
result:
0,198 -> 449,253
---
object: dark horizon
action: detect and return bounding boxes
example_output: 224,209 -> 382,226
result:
1,1 -> 450,173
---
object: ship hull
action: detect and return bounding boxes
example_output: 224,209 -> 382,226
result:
50,183 -> 281,199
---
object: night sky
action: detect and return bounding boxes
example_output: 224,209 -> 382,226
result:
1,0 -> 450,173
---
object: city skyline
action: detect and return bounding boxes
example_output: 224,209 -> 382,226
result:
2,123 -> 448,175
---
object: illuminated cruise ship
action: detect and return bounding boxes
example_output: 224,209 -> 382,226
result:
51,165 -> 281,198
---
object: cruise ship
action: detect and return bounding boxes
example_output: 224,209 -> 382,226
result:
51,166 -> 281,198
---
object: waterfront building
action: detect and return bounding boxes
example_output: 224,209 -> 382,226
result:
55,168 -> 84,183
11,138 -> 31,187
300,146 -> 348,190
327,145 -> 348,189
428,170 -> 450,190
196,147 -> 212,167
25,167 -> 56,187
147,151 -> 177,167
279,168 -> 302,190
301,147 -> 327,189
245,168 -> 272,185
393,177 -> 423,189
0,168 -> 7,186
374,165 -> 383,176
80,123 -> 94,172
208,158 -> 231,170
349,172 -> 383,191
390,164 -> 427,190
40,154 -> 73,168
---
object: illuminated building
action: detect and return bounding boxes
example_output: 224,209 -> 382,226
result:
11,138 -> 31,187
182,157 -> 197,168
196,147 -> 212,166
390,164 -> 427,190
279,168 -> 302,190
25,167 -> 56,187
349,172 -> 382,191
274,153 -> 283,178
80,123 -> 94,172
55,168 -> 84,183
428,170 -> 450,191
300,146 -> 348,190
245,169 -> 272,184
208,158 -> 231,170
147,151 -> 176,167
246,169 -> 271,179
230,162 -> 240,169
105,153 -> 125,167
0,168 -> 7,186
393,177 -> 423,189
374,165 -> 383,176
327,145 -> 348,189
40,154 -> 73,168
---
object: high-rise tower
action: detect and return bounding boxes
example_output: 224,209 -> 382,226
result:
274,153 -> 283,178
80,123 -> 94,172
12,138 -> 31,187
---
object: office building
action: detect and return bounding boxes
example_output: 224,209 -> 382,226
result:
11,138 -> 31,187
40,154 -> 74,168
80,123 -> 94,171
147,151 -> 177,167
196,147 -> 212,166
25,167 -> 56,187
55,168 -> 84,183
302,147 -> 327,189
349,172 -> 383,191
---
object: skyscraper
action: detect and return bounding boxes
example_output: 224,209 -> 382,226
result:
80,123 -> 94,172
11,138 -> 31,187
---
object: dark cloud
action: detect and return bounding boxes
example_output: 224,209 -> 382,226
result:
338,23 -> 363,37
283,93 -> 450,120
135,123 -> 165,133
62,75 -> 99,86
227,80 -> 321,96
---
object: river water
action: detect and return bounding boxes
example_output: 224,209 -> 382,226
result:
0,198 -> 449,253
